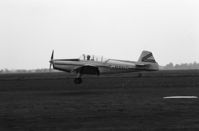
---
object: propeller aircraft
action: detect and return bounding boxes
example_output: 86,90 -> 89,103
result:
49,50 -> 159,84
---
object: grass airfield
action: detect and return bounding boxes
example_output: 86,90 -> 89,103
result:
0,70 -> 199,130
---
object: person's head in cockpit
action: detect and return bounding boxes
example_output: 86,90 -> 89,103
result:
87,55 -> 90,60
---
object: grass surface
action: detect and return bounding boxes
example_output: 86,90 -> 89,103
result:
0,70 -> 199,130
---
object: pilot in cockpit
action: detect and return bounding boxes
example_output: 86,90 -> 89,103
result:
87,55 -> 91,60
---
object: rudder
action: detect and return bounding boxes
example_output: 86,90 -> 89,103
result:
138,50 -> 157,63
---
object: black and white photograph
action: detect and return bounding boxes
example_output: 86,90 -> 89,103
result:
1,0 -> 199,130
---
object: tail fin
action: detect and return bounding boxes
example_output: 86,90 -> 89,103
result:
138,50 -> 157,63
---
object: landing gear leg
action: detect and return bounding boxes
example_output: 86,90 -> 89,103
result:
74,73 -> 82,84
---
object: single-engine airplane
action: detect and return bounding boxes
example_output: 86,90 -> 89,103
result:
49,50 -> 159,84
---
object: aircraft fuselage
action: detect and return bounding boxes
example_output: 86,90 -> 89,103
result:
52,59 -> 156,75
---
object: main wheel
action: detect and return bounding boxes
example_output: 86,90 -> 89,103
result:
74,78 -> 82,84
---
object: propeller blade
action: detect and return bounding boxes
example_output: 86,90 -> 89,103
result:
49,50 -> 54,71
51,50 -> 54,60
49,63 -> 52,71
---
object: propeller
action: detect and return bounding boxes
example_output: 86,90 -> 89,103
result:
49,50 -> 54,71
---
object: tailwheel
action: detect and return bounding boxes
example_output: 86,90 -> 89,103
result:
74,78 -> 82,84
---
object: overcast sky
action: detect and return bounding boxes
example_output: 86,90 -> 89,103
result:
1,0 -> 199,69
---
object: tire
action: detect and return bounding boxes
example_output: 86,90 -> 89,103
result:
74,78 -> 82,84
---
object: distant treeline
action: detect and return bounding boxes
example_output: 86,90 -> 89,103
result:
0,68 -> 57,73
1,62 -> 199,73
163,62 -> 199,70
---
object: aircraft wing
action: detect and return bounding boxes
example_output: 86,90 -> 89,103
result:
73,65 -> 100,75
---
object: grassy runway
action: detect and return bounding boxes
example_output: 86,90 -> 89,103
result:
0,70 -> 199,130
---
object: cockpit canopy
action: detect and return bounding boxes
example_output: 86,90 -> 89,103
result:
79,54 -> 108,62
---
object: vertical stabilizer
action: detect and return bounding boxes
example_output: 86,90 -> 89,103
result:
137,50 -> 159,71
138,50 -> 157,63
